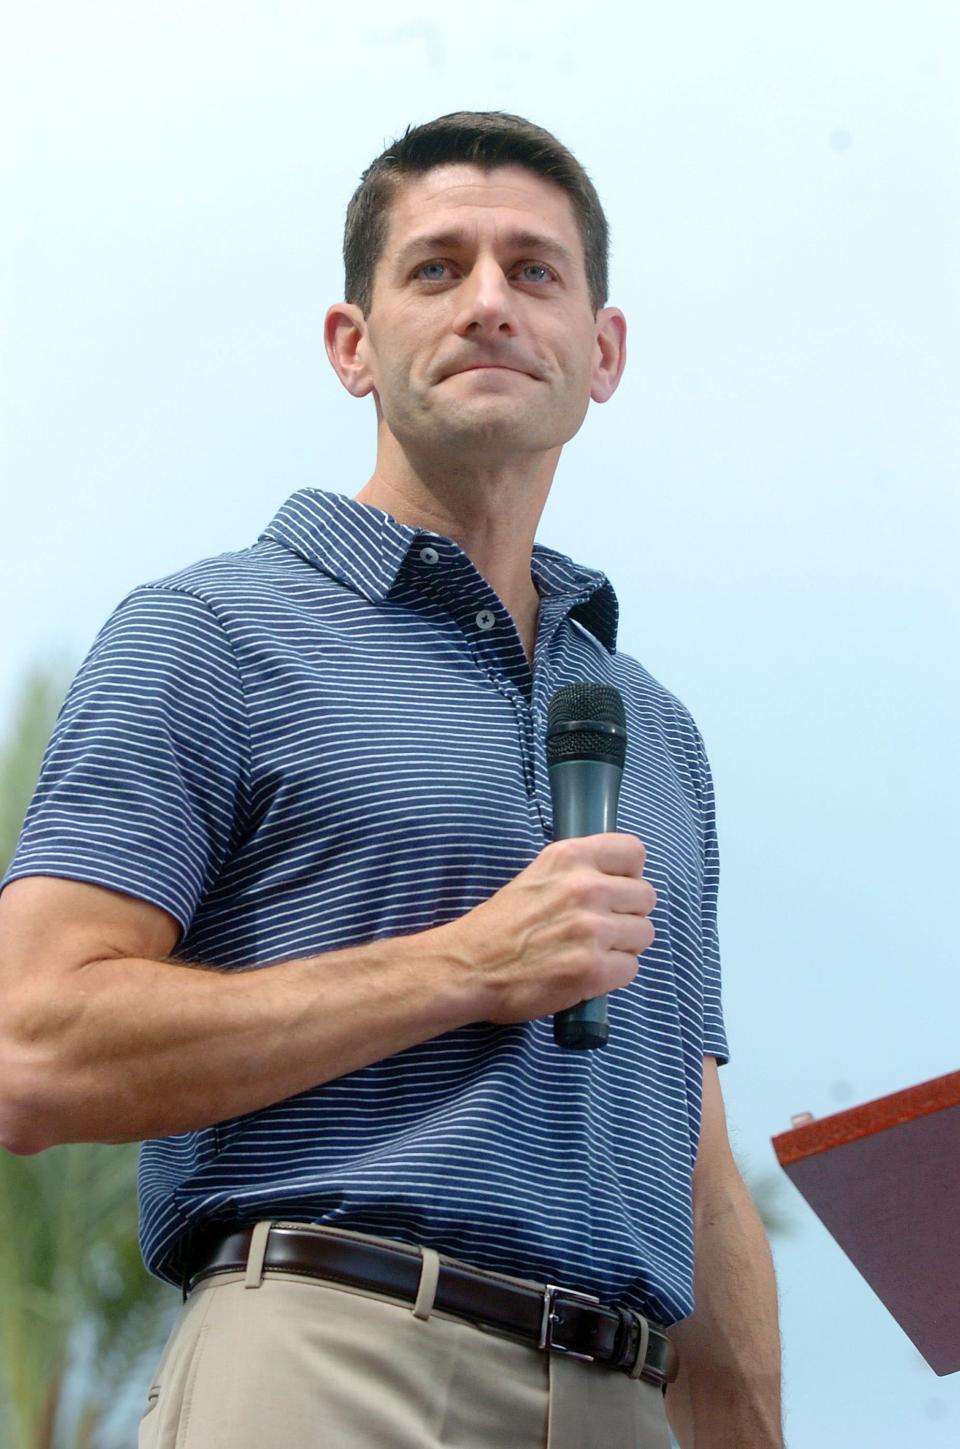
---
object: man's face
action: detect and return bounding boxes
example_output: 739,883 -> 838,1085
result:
348,164 -> 621,464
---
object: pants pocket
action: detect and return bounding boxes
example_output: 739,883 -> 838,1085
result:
137,1386 -> 161,1449
135,1286 -> 215,1449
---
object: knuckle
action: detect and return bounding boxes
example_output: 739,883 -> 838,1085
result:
572,910 -> 605,948
580,908 -> 605,940
568,870 -> 600,906
618,948 -> 640,980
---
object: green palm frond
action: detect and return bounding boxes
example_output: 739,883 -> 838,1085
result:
0,665 -> 178,1449
0,1140 -> 179,1449
0,659 -> 73,874
746,1169 -> 796,1239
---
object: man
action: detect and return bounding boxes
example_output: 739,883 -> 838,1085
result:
0,112 -> 781,1447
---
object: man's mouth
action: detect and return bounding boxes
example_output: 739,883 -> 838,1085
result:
446,364 -> 533,378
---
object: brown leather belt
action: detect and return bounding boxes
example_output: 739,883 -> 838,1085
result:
183,1222 -> 678,1389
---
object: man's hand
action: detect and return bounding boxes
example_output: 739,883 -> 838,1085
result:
432,832 -> 657,1025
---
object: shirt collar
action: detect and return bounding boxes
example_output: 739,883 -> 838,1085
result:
261,487 -> 618,654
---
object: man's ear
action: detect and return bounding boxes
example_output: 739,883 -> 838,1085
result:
324,302 -> 376,398
590,307 -> 627,404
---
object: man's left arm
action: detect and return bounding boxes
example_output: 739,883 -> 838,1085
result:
663,1055 -> 783,1449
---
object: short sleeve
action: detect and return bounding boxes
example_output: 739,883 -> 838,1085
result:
692,720 -> 730,1065
1,586 -> 250,938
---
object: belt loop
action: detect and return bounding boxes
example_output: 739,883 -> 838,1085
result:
180,1222 -> 196,1303
628,1312 -> 651,1379
411,1246 -> 441,1320
244,1220 -> 274,1290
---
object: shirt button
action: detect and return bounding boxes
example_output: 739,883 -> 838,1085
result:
419,546 -> 440,565
475,610 -> 496,631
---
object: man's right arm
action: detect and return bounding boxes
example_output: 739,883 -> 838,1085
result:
0,834 -> 655,1153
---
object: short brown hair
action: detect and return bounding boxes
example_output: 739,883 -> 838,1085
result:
343,111 -> 609,316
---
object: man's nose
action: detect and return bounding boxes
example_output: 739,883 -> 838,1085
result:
452,260 -> 518,337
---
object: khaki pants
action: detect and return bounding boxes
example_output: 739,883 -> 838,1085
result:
137,1222 -> 672,1449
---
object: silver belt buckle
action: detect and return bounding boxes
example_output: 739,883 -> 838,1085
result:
538,1283 -> 602,1362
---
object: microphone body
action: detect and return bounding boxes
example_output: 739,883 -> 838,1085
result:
547,683 -> 627,1050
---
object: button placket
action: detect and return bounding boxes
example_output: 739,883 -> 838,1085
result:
529,683 -> 552,832
512,694 -> 536,801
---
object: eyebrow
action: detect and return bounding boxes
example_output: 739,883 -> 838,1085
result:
393,230 -> 577,272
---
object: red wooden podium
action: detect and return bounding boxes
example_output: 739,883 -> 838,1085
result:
772,1069 -> 960,1375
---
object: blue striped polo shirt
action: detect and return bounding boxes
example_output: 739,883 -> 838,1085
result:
4,486 -> 728,1323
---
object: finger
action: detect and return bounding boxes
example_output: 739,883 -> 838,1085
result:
571,873 -> 655,916
562,833 -> 647,877
604,915 -> 656,957
607,878 -> 657,916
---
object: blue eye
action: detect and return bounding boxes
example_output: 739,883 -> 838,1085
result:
521,263 -> 552,283
419,262 -> 449,281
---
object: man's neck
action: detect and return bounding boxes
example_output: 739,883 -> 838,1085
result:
353,445 -> 557,666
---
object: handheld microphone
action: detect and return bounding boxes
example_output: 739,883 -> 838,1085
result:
546,682 -> 628,1050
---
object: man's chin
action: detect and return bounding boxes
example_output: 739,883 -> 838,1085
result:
431,414 -> 556,456
436,394 -> 557,436
385,397 -> 570,461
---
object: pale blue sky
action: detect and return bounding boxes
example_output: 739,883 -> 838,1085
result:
2,2 -> 959,1442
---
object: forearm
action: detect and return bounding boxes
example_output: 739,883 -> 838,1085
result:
665,1170 -> 783,1449
5,925 -> 479,1150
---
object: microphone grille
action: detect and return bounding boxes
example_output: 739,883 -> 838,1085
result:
546,682 -> 627,766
